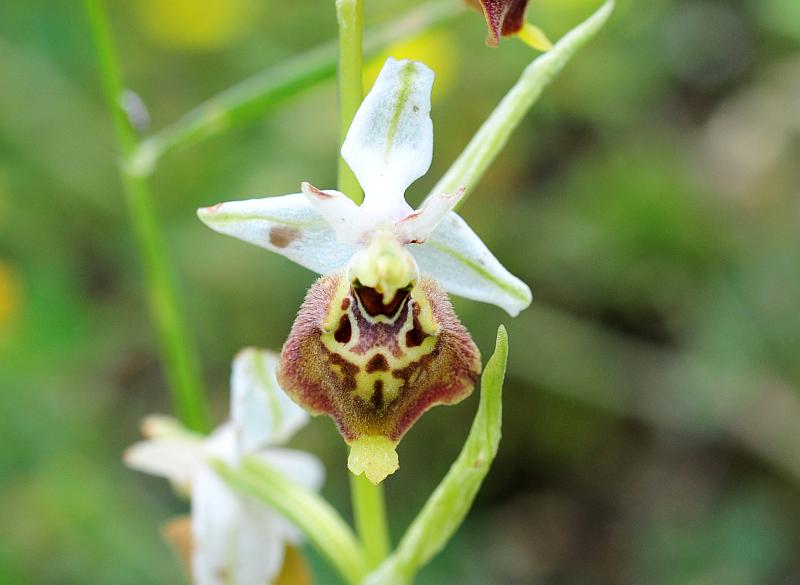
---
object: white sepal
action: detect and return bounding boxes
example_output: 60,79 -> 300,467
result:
411,213 -> 532,316
341,58 -> 434,222
231,348 -> 309,453
255,448 -> 325,492
197,193 -> 359,275
123,432 -> 206,493
191,466 -> 286,585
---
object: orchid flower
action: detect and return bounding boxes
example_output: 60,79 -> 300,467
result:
125,348 -> 324,585
465,0 -> 552,50
198,58 -> 531,484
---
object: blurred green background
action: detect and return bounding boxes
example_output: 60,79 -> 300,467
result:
2,0 -> 800,583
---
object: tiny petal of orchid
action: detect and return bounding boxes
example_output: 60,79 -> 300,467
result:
124,348 -> 324,585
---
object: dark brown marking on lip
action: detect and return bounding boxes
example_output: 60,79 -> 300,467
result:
334,314 -> 352,344
269,225 -> 300,248
278,273 -> 481,444
354,286 -> 410,318
405,306 -> 427,348
365,353 -> 389,373
371,380 -> 384,409
341,297 -> 351,310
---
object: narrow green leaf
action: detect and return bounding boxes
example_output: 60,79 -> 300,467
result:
336,0 -> 365,204
428,0 -> 615,206
132,0 -> 462,174
83,0 -> 211,432
365,326 -> 509,584
214,457 -> 369,585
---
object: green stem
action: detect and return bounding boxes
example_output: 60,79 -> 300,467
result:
427,0 -> 614,209
216,457 -> 369,585
336,0 -> 365,204
83,0 -> 210,432
349,471 -> 391,568
365,327 -> 509,585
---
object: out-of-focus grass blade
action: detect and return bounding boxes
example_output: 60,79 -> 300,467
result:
428,0 -> 614,207
214,457 -> 369,585
365,326 -> 509,585
133,0 -> 462,174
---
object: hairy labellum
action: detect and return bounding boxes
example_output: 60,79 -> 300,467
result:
278,272 -> 481,482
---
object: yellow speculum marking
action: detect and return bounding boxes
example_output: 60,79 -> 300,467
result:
320,276 -> 438,406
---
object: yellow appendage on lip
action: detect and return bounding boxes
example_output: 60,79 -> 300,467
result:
348,436 -> 399,484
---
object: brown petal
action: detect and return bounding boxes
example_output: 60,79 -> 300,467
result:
465,0 -> 530,47
278,272 -> 481,448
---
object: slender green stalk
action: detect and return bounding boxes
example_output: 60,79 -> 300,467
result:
131,0 -> 461,175
132,42 -> 336,176
349,472 -> 391,567
215,457 -> 369,585
83,0 -> 210,432
336,0 -> 365,204
427,0 -> 614,208
365,327 -> 509,585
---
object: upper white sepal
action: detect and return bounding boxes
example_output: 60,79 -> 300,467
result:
341,58 -> 434,222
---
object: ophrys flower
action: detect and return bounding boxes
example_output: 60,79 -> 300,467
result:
125,348 -> 323,585
199,58 -> 531,483
465,0 -> 552,49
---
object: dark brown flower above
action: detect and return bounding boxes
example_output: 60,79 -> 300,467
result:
466,0 -> 530,46
278,272 -> 481,483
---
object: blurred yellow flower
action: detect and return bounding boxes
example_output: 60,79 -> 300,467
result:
364,30 -> 460,102
135,0 -> 260,52
0,261 -> 20,335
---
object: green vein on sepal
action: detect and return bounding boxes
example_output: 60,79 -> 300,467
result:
427,240 -> 532,303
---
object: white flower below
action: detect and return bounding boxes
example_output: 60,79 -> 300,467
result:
197,57 -> 532,317
125,349 -> 324,585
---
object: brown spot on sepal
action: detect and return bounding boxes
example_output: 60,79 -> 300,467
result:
269,226 -> 300,248
278,272 -> 482,445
